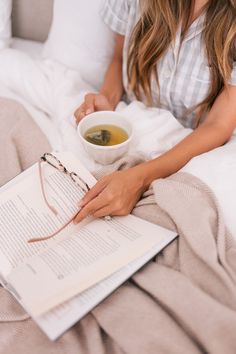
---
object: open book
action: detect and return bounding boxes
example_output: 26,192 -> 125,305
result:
0,152 -> 177,340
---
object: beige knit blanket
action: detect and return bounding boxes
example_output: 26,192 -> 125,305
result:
1,98 -> 236,354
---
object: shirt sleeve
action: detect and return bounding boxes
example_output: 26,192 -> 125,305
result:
100,0 -> 131,35
229,63 -> 236,86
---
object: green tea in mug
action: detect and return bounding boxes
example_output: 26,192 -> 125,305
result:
84,124 -> 129,146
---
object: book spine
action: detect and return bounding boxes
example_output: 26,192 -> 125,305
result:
0,272 -> 7,287
5,282 -> 22,301
0,273 -> 22,301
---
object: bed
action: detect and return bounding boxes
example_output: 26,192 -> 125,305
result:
2,2 -> 236,238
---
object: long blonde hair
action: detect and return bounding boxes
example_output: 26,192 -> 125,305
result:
127,0 -> 236,116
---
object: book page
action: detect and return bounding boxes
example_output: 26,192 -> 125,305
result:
0,152 -> 96,277
36,233 -> 176,340
6,215 -> 172,317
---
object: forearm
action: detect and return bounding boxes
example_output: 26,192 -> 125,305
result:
132,85 -> 236,189
137,120 -> 233,187
100,58 -> 124,109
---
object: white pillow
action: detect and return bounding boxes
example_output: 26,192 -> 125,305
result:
43,0 -> 114,90
0,0 -> 12,50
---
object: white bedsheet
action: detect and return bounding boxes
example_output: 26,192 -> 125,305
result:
0,44 -> 236,237
0,45 -> 93,152
11,38 -> 43,59
4,38 -> 61,148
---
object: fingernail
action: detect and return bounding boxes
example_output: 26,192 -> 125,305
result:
85,108 -> 93,115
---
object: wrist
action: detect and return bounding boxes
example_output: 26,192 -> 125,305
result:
100,90 -> 123,111
132,162 -> 159,191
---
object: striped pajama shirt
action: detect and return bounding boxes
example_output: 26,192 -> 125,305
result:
101,0 -> 236,128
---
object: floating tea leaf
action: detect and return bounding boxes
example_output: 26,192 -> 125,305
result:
85,129 -> 111,146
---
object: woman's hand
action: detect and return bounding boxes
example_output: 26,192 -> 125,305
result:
74,93 -> 114,124
74,167 -> 148,223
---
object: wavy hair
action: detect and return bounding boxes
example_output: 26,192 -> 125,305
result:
127,0 -> 236,117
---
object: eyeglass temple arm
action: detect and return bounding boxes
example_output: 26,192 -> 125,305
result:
38,161 -> 58,216
28,210 -> 80,243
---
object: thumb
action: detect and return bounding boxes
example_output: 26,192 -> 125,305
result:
80,178 -> 108,207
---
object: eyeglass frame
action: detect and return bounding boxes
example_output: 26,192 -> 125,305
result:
28,152 -> 90,243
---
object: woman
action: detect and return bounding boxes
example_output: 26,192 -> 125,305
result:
74,0 -> 236,222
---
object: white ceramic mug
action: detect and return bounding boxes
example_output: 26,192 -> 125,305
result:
77,111 -> 133,165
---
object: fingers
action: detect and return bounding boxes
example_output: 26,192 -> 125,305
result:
74,94 -> 95,124
74,177 -> 111,223
74,92 -> 114,125
80,177 -> 109,207
84,94 -> 95,115
74,194 -> 107,224
93,206 -> 112,218
74,103 -> 86,124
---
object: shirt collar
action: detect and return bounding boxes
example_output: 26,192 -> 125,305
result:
183,13 -> 206,42
171,13 -> 206,61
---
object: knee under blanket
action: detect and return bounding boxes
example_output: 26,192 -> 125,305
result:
0,97 -> 51,186
0,99 -> 236,354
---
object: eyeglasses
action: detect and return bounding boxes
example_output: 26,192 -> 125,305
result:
28,153 -> 90,243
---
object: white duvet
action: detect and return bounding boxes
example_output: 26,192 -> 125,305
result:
0,45 -> 236,237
